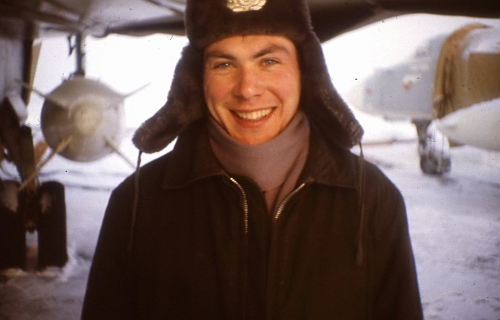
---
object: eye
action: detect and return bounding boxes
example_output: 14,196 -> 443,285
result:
213,61 -> 232,69
262,59 -> 278,66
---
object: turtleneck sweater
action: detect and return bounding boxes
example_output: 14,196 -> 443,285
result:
207,111 -> 310,215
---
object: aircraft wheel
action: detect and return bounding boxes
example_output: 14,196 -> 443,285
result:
419,150 -> 452,175
420,154 -> 440,175
418,122 -> 451,175
0,181 -> 26,270
37,181 -> 68,269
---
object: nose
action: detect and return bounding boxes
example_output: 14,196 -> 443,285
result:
233,66 -> 263,99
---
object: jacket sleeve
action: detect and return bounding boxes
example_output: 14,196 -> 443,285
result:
366,170 -> 423,320
81,179 -> 136,320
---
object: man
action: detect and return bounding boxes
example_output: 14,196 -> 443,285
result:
82,0 -> 423,319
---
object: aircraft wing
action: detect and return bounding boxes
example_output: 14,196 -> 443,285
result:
0,0 -> 185,38
1,0 -> 499,40
308,0 -> 499,41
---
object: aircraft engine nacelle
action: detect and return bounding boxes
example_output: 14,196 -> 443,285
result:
41,77 -> 125,162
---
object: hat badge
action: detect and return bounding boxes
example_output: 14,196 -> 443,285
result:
227,0 -> 267,12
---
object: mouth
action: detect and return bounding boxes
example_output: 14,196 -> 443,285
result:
232,108 -> 274,121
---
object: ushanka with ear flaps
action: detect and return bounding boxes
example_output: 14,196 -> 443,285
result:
132,0 -> 363,153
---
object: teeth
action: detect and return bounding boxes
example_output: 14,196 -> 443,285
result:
234,108 -> 272,120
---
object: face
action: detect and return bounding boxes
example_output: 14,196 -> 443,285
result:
203,35 -> 301,145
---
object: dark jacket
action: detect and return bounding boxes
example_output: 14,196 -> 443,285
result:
82,119 -> 422,319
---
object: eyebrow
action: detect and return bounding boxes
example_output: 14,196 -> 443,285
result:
205,43 -> 293,61
253,44 -> 292,59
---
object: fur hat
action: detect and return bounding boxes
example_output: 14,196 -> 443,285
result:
133,0 -> 363,153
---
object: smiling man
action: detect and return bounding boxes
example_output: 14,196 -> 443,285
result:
82,0 -> 423,319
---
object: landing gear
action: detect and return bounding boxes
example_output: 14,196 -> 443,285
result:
0,180 -> 68,271
0,181 -> 25,269
1,94 -> 68,271
413,120 -> 451,175
38,181 -> 68,269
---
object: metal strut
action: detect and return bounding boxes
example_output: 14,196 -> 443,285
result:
69,32 -> 86,77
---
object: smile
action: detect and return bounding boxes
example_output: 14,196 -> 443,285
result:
233,108 -> 273,121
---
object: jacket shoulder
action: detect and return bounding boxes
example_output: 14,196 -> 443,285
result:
362,158 -> 403,200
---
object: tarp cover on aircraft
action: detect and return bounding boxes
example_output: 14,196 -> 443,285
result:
432,24 -> 500,119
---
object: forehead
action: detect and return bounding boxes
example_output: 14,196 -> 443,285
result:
204,34 -> 298,60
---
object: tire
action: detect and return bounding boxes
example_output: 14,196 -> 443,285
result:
420,154 -> 439,175
37,181 -> 68,269
0,180 -> 26,270
420,154 -> 451,175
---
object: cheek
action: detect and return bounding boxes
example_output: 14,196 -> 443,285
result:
203,81 -> 230,124
276,73 -> 301,109
204,76 -> 230,107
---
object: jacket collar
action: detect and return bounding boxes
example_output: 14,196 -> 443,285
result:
299,125 -> 359,190
162,118 -> 359,190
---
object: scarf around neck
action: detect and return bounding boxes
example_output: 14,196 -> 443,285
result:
208,111 -> 310,214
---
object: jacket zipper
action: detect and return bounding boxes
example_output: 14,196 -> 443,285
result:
229,177 -> 249,234
265,182 -> 307,319
229,177 -> 249,319
229,178 -> 307,319
274,182 -> 306,220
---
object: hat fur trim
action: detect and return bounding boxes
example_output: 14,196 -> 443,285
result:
299,33 -> 363,149
133,45 -> 206,153
186,0 -> 310,48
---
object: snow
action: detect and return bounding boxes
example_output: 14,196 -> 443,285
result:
464,28 -> 500,55
2,13 -> 500,320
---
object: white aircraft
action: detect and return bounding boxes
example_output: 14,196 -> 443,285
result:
360,24 -> 500,174
0,0 -> 498,270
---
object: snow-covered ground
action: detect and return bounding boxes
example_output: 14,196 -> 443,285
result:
1,116 -> 499,320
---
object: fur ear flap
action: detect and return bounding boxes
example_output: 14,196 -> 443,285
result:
299,34 -> 363,149
133,45 -> 206,153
